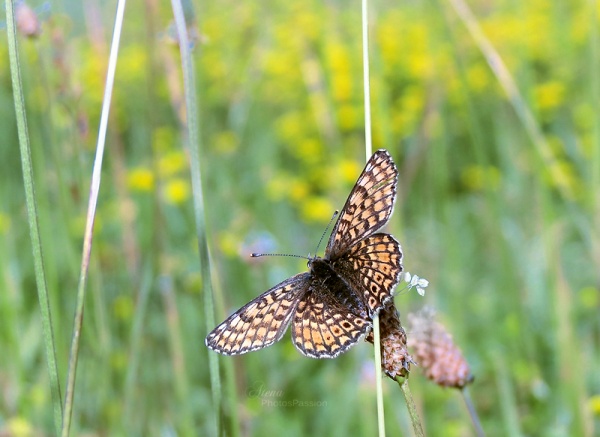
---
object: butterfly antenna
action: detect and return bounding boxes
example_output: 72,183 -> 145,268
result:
314,210 -> 339,255
250,253 -> 309,260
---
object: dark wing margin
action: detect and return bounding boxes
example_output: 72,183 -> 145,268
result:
205,273 -> 311,355
326,149 -> 398,259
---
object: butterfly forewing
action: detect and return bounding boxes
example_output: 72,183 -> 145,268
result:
332,233 -> 403,315
326,150 -> 398,258
205,273 -> 311,355
292,284 -> 371,358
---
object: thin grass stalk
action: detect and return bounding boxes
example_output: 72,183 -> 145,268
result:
170,1 -> 220,435
5,1 -> 63,433
461,387 -> 485,437
361,1 -> 384,435
123,264 -> 152,426
161,276 -> 195,434
589,0 -> 600,265
447,0 -> 574,202
61,1 -> 127,434
362,0 -> 373,161
397,377 -> 424,437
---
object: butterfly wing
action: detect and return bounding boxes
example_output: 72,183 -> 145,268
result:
332,233 -> 403,316
205,273 -> 311,355
292,278 -> 372,358
326,149 -> 398,259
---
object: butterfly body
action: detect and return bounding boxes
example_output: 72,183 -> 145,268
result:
206,149 -> 403,359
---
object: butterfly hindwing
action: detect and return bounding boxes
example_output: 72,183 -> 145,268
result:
292,281 -> 371,358
326,150 -> 398,259
332,233 -> 403,316
205,273 -> 311,355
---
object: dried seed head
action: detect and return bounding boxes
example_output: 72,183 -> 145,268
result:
366,300 -> 413,380
408,307 -> 473,389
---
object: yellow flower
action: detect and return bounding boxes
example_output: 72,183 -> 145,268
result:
289,179 -> 309,201
218,232 -> 239,258
164,178 -> 191,204
338,104 -> 362,131
0,213 -> 11,234
127,167 -> 155,192
301,196 -> 334,223
339,159 -> 361,185
589,394 -> 600,416
6,417 -> 33,437
266,174 -> 291,201
158,150 -> 188,178
152,127 -> 177,153
110,350 -> 128,371
579,286 -> 599,309
214,131 -> 239,155
292,138 -> 322,164
331,73 -> 353,102
118,46 -> 147,84
466,63 -> 490,92
534,81 -> 565,112
113,295 -> 134,321
461,165 -> 501,192
276,111 -> 306,143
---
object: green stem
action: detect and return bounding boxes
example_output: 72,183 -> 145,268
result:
170,0 -> 220,435
397,377 -> 425,437
6,1 -> 63,433
461,387 -> 485,437
61,1 -> 127,434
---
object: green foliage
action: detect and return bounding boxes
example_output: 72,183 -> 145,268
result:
1,0 -> 598,435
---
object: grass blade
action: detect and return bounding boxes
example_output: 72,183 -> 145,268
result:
61,1 -> 127,434
170,0 -> 221,434
5,1 -> 63,433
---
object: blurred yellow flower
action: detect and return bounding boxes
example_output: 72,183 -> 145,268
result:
113,295 -> 134,321
289,179 -> 309,201
332,73 -> 353,102
466,64 -> 490,92
214,130 -> 239,154
339,159 -> 361,185
534,81 -> 565,112
118,46 -> 147,83
80,55 -> 105,107
545,160 -> 581,200
338,104 -> 361,131
218,232 -> 240,258
266,174 -> 291,201
184,271 -> 203,294
70,213 -> 103,236
6,417 -> 33,437
110,350 -> 128,371
0,213 -> 11,234
152,127 -> 177,153
579,286 -> 599,309
292,138 -> 322,163
127,167 -> 155,192
164,178 -> 191,204
589,394 -> 600,416
301,196 -> 334,223
158,151 -> 188,178
276,111 -> 306,142
461,165 -> 501,192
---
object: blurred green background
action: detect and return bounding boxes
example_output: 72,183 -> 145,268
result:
1,0 -> 599,435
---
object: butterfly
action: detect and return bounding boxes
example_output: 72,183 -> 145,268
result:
205,149 -> 403,358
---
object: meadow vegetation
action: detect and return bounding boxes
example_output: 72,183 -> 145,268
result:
1,0 -> 599,435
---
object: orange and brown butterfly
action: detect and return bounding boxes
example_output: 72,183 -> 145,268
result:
205,149 -> 403,358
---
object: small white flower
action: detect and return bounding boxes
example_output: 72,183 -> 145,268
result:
404,272 -> 429,296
